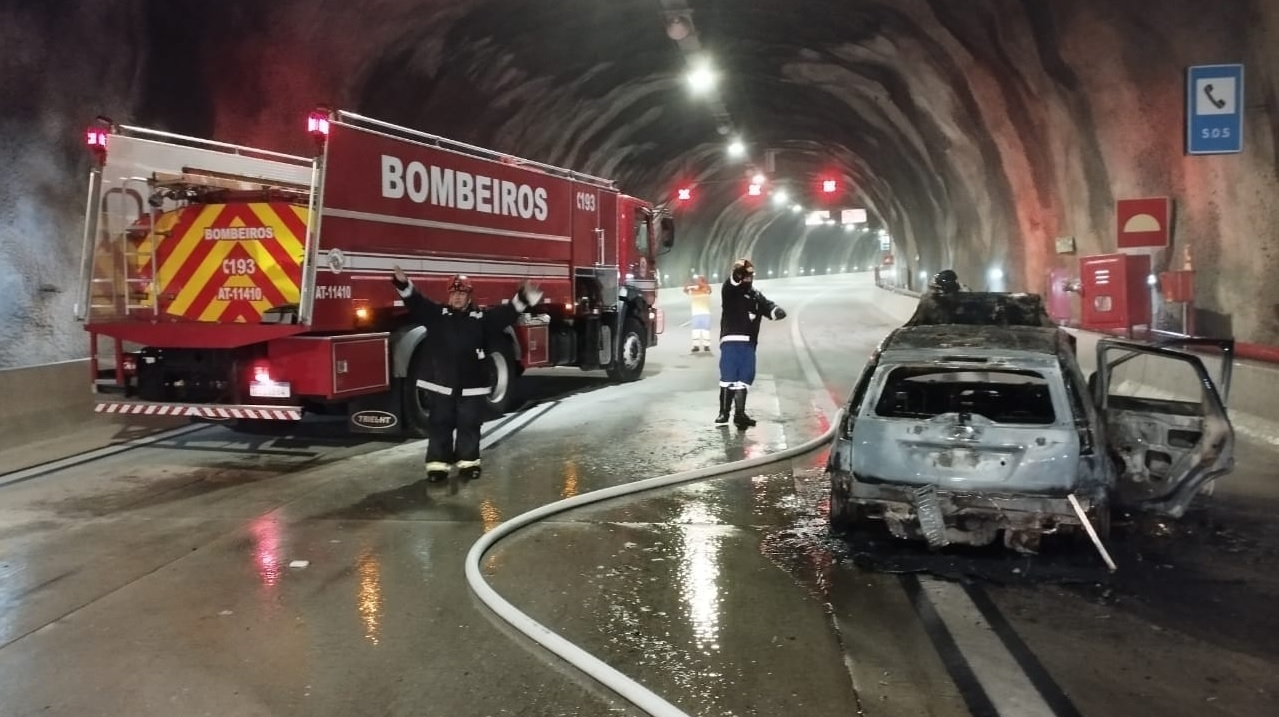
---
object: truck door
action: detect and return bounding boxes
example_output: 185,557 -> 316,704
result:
1096,338 -> 1235,517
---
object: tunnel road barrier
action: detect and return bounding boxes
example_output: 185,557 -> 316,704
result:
872,284 -> 1279,445
0,359 -> 97,454
465,411 -> 844,717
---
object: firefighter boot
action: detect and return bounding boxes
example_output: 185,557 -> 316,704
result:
425,461 -> 451,483
714,387 -> 732,425
457,459 -> 482,481
733,388 -> 756,429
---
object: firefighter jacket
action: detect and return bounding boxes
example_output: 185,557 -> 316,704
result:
719,279 -> 784,345
393,280 -> 531,397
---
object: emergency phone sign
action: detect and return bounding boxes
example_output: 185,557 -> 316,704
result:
1187,64 -> 1244,155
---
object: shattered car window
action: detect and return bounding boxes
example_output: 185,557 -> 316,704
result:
873,367 -> 1056,425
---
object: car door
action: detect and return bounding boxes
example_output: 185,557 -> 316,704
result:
1095,338 -> 1235,517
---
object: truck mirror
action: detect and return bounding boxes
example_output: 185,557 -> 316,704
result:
660,217 -> 675,248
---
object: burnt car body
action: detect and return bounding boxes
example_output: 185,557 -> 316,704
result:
827,292 -> 1235,552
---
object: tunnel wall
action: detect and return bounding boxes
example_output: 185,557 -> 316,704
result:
2,0 -> 1279,369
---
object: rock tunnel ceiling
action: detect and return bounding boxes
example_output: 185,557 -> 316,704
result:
2,0 -> 1278,367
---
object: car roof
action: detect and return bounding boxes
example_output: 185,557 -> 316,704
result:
881,324 -> 1067,355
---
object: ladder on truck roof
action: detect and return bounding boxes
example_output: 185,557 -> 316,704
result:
334,110 -> 619,190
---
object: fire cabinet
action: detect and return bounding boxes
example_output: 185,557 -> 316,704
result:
1078,253 -> 1151,333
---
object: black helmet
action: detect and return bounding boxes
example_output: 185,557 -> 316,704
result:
930,269 -> 960,293
731,258 -> 756,283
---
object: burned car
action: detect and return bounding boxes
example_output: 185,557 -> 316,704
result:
827,292 -> 1235,553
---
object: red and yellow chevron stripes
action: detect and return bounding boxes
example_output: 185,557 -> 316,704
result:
133,202 -> 307,323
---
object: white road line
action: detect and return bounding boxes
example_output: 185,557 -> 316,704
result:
920,581 -> 1058,717
788,281 -> 1059,717
0,423 -> 210,488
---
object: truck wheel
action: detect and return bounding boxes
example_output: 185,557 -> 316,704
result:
606,319 -> 646,382
486,341 -> 519,417
401,346 -> 431,438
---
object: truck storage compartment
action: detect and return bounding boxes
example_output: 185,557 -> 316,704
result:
268,333 -> 390,400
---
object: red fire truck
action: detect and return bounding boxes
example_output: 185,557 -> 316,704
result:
75,109 -> 672,436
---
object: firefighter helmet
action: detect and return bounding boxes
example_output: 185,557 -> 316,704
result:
447,274 -> 473,294
930,269 -> 960,294
731,258 -> 755,282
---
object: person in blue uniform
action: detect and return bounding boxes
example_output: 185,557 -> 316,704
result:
715,258 -> 786,428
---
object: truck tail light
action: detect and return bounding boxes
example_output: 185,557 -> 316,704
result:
248,359 -> 292,399
252,360 -> 273,384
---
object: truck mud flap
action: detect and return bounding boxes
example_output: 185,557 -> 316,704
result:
347,390 -> 406,435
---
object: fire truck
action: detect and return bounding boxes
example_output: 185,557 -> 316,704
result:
75,109 -> 672,436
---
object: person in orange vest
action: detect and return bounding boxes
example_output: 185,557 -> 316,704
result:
683,275 -> 714,353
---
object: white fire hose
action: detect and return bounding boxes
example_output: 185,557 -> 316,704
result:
464,412 -> 843,717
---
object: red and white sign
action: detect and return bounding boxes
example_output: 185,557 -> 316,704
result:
1116,197 -> 1171,249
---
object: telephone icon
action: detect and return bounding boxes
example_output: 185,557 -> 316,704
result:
1203,84 -> 1227,109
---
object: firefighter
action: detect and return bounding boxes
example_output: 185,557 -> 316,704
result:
683,274 -> 714,353
905,269 -> 963,325
391,265 -> 542,482
716,258 -> 786,428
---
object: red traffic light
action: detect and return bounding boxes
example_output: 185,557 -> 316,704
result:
822,179 -> 837,193
677,187 -> 692,201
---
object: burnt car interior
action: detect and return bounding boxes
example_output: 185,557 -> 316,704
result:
874,365 -> 1056,425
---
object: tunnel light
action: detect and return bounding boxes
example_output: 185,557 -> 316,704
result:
747,183 -> 762,196
791,204 -> 802,213
768,270 -> 774,276
919,271 -> 927,281
752,173 -> 766,185
727,139 -> 745,158
1147,274 -> 1158,286
771,191 -> 789,207
677,187 -> 692,201
989,268 -> 1004,281
687,63 -> 717,94
713,273 -> 719,280
822,179 -> 838,193
854,266 -> 861,271
843,224 -> 854,233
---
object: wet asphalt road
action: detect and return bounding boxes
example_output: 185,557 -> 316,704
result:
0,274 -> 1275,717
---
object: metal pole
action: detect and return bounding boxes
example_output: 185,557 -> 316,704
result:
75,167 -> 104,321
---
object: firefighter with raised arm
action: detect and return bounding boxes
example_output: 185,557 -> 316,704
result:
716,259 -> 786,428
391,265 -> 542,482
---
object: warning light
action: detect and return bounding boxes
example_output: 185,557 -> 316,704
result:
677,187 -> 692,201
86,127 -> 108,150
85,119 -> 111,165
822,179 -> 837,193
747,183 -> 762,196
307,109 -> 331,152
